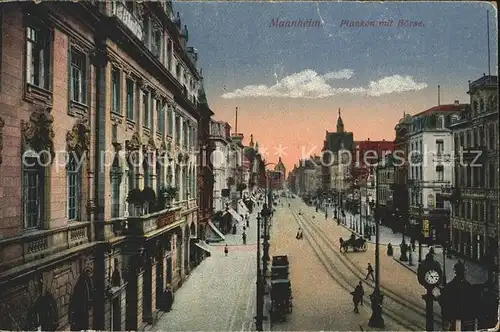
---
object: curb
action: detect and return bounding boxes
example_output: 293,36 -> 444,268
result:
392,256 -> 418,274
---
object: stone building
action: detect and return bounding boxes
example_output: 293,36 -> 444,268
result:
0,1 -> 204,330
393,114 -> 412,233
408,102 -> 468,251
321,109 -> 355,192
209,120 -> 232,213
445,75 -> 498,263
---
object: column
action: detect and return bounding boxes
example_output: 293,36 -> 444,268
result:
125,247 -> 143,331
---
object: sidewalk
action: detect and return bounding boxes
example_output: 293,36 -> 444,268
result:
154,206 -> 271,331
322,206 -> 489,285
211,209 -> 259,247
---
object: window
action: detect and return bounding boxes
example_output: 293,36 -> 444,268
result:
128,164 -> 135,190
126,78 -> 134,120
26,24 -> 51,89
168,107 -> 174,136
157,99 -> 165,135
489,124 -> 496,149
157,159 -> 163,194
143,91 -> 150,128
436,116 -> 443,129
167,39 -> 172,71
490,203 -> 496,224
183,121 -> 187,147
473,101 -> 478,116
70,47 -> 87,103
436,140 -> 444,155
436,165 -> 444,181
23,154 -> 45,229
152,26 -> 162,58
175,116 -> 181,144
480,98 -> 485,113
490,164 -> 496,188
143,156 -> 150,187
67,154 -> 82,220
111,68 -> 121,113
111,173 -> 121,218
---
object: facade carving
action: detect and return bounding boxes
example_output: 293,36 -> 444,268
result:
21,107 -> 55,161
66,119 -> 91,156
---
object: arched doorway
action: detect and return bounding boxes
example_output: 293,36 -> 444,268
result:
69,272 -> 92,330
25,293 -> 58,331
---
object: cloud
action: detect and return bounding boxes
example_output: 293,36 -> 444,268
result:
221,70 -> 427,99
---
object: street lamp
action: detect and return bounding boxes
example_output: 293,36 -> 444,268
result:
255,212 -> 263,331
368,162 -> 385,328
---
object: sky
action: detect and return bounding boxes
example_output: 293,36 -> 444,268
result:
174,1 -> 498,171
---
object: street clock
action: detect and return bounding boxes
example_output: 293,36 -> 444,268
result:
417,252 -> 443,289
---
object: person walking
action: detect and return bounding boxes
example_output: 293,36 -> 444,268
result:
365,263 -> 375,281
164,284 -> 173,312
351,281 -> 364,313
224,244 -> 228,256
242,232 -> 247,245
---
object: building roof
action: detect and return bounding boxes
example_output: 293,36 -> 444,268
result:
468,75 -> 498,94
412,103 -> 468,117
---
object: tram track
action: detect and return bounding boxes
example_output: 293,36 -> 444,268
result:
296,201 -> 444,323
286,199 -> 438,330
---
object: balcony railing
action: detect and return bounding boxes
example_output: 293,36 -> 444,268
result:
111,1 -> 144,41
127,206 -> 182,236
0,222 -> 92,273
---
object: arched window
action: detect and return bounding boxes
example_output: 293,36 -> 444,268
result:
67,153 -> 83,221
23,150 -> 46,229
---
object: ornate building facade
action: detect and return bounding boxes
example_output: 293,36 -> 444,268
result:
0,1 -> 205,330
446,75 -> 498,263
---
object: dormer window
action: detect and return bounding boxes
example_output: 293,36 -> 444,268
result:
436,115 -> 444,129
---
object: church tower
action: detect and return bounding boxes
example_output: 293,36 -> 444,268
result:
336,108 -> 344,133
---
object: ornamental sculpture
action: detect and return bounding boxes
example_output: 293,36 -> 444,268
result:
0,116 -> 4,165
125,132 -> 141,152
66,120 -> 90,156
21,107 -> 55,163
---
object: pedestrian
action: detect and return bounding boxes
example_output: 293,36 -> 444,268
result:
164,284 -> 173,312
246,218 -> 249,227
365,263 -> 375,281
411,239 -> 416,251
351,281 -> 364,313
243,226 -> 246,232
387,243 -> 393,256
224,244 -> 228,256
242,232 -> 247,245
325,211 -> 328,220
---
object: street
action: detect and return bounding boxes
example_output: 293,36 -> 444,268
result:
154,210 -> 260,332
155,197 -> 445,331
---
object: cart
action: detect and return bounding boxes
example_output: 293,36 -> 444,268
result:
271,265 -> 289,280
272,255 -> 289,267
271,279 -> 293,317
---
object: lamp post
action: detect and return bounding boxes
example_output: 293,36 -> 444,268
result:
368,163 -> 385,328
255,212 -> 263,331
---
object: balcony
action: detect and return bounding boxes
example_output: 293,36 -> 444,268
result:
127,206 -> 182,236
111,1 -> 144,41
0,222 -> 92,274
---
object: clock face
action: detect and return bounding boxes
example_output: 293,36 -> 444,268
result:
424,270 -> 440,285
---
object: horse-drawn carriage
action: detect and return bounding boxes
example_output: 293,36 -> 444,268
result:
339,235 -> 367,252
270,255 -> 293,322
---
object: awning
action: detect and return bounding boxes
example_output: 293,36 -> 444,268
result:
238,200 -> 249,214
195,241 -> 211,254
208,221 -> 225,241
228,208 -> 242,223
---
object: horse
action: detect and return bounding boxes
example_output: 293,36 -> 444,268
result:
340,236 -> 367,252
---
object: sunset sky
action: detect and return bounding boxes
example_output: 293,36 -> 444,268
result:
175,1 -> 498,171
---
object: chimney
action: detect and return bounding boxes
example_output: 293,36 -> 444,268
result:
454,100 -> 460,105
